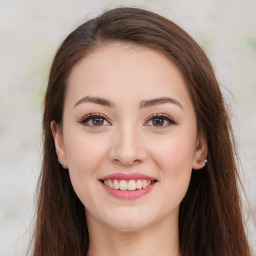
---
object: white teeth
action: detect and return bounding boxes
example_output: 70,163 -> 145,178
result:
103,179 -> 154,190
113,179 -> 120,189
108,179 -> 114,188
136,179 -> 142,189
120,180 -> 128,190
128,180 -> 136,191
142,179 -> 148,189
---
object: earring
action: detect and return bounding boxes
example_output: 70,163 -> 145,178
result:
197,159 -> 207,167
58,160 -> 64,166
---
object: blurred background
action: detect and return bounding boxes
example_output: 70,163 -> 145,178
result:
0,0 -> 255,255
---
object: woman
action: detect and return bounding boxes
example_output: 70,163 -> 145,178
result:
32,7 -> 252,256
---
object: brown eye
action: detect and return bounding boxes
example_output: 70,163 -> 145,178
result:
146,114 -> 176,128
79,114 -> 110,127
92,116 -> 104,126
152,116 -> 165,126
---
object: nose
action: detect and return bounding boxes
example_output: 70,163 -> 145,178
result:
108,124 -> 147,166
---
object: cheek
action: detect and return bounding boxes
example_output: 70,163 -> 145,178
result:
65,132 -> 107,174
64,132 -> 109,206
152,136 -> 195,199
155,136 -> 195,170
63,131 -> 109,203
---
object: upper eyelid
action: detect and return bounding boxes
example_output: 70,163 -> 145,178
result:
144,113 -> 176,128
79,112 -> 176,126
79,113 -> 111,125
146,113 -> 175,122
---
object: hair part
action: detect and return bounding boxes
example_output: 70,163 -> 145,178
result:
32,7 -> 252,256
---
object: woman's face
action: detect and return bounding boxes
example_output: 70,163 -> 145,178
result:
52,43 -> 207,232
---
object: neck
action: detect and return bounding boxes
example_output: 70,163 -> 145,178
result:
86,212 -> 180,256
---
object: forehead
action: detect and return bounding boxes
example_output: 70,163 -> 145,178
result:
66,43 -> 193,112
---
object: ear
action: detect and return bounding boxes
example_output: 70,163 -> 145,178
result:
50,121 -> 68,169
192,133 -> 208,170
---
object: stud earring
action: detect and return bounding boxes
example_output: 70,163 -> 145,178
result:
58,160 -> 64,166
197,159 -> 207,167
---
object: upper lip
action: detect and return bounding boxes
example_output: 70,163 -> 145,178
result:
100,172 -> 158,181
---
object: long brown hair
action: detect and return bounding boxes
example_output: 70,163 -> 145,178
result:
32,7 -> 252,256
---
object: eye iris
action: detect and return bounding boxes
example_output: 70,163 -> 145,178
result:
153,117 -> 164,126
93,117 -> 104,126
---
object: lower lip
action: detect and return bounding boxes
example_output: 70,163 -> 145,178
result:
101,182 -> 156,200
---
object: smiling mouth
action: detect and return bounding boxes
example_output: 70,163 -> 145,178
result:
100,179 -> 158,191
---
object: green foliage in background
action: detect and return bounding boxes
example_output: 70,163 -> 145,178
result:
243,35 -> 256,54
200,37 -> 214,52
21,49 -> 51,110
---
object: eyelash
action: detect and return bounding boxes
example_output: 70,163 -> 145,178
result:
78,112 -> 177,129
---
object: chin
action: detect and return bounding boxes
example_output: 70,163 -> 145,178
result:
101,208 -> 160,232
107,219 -> 152,232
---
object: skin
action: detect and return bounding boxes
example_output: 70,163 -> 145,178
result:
51,43 -> 207,256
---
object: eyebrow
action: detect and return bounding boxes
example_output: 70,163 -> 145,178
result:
74,95 -> 184,110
